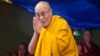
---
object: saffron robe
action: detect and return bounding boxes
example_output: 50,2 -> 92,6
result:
34,15 -> 78,56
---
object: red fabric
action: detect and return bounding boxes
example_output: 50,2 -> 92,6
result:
79,42 -> 100,56
14,51 -> 29,56
14,51 -> 19,56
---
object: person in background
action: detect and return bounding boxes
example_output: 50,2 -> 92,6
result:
13,42 -> 31,56
78,29 -> 100,56
4,51 -> 13,56
28,1 -> 78,56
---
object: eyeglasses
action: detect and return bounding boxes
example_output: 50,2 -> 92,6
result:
35,9 -> 50,18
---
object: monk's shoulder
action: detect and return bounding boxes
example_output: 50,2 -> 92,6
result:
53,15 -> 69,25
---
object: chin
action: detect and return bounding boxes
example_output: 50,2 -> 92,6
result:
42,22 -> 50,28
43,25 -> 48,28
87,40 -> 91,42
43,24 -> 48,28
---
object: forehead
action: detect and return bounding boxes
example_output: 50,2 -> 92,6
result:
83,31 -> 91,35
36,8 -> 47,13
19,44 -> 25,48
35,4 -> 50,13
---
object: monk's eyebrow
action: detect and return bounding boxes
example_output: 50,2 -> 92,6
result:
36,11 -> 46,15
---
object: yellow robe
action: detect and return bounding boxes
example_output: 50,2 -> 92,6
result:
34,15 -> 78,56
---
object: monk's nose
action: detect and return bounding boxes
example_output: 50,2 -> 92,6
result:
39,15 -> 44,20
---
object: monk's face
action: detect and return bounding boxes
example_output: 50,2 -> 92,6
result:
35,5 -> 52,28
19,44 -> 27,55
83,30 -> 92,42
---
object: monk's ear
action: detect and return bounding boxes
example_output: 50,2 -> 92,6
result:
50,9 -> 52,15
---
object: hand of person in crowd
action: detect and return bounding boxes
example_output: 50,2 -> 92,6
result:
33,16 -> 43,34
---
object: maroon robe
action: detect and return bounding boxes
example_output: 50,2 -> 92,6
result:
13,51 -> 31,56
79,42 -> 100,56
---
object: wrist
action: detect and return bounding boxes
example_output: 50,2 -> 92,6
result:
34,32 -> 39,36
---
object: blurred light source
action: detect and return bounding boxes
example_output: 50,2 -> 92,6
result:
2,0 -> 12,4
73,30 -> 80,36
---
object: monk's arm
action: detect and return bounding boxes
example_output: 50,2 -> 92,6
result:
28,33 -> 39,54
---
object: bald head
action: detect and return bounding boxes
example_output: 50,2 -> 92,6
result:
35,1 -> 51,12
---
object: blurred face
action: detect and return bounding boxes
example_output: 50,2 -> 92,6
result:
35,6 -> 52,28
19,44 -> 27,55
83,30 -> 92,42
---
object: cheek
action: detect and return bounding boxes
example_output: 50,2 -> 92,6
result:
44,17 -> 49,23
21,50 -> 26,53
83,35 -> 88,39
43,15 -> 52,26
46,18 -> 51,25
84,36 -> 91,41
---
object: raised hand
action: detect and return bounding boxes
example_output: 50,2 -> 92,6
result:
33,16 -> 43,34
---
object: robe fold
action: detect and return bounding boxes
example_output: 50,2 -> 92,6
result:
34,15 -> 78,56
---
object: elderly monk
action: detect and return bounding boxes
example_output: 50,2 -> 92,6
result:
28,1 -> 78,56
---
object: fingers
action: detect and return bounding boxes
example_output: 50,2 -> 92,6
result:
33,16 -> 39,33
33,17 -> 37,31
33,16 -> 39,21
32,16 -> 43,34
33,17 -> 38,25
